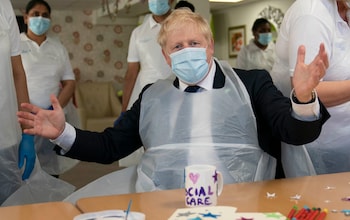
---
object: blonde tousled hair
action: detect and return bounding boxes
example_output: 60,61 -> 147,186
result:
157,9 -> 213,48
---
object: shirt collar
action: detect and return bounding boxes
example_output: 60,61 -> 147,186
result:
20,32 -> 50,45
20,32 -> 31,41
148,14 -> 160,29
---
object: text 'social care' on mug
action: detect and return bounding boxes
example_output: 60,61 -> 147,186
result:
184,164 -> 223,207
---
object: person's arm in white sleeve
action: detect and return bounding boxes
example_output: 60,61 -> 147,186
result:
122,29 -> 141,111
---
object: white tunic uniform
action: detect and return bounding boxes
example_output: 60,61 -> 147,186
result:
0,0 -> 24,204
20,33 -> 79,175
20,33 -> 75,108
126,14 -> 173,110
121,14 -> 173,167
271,0 -> 350,176
0,0 -> 75,206
236,39 -> 276,73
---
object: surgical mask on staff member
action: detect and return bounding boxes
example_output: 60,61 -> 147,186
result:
148,0 -> 170,16
258,32 -> 272,46
28,16 -> 51,35
170,47 -> 209,85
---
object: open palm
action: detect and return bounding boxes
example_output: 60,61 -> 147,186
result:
292,43 -> 328,102
17,95 -> 66,140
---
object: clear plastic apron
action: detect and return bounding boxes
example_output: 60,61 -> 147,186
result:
282,16 -> 350,177
35,100 -> 80,175
136,60 -> 276,192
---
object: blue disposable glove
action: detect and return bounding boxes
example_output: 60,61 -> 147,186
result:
18,134 -> 36,180
113,112 -> 125,127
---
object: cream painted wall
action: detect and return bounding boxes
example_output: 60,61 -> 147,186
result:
212,0 -> 295,67
14,1 -> 295,90
189,0 -> 211,22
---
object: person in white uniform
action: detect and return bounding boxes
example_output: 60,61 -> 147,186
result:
20,0 -> 79,177
17,9 -> 329,204
236,18 -> 276,73
122,0 -> 174,111
270,0 -> 350,177
0,0 -> 35,204
119,0 -> 174,167
0,0 -> 75,207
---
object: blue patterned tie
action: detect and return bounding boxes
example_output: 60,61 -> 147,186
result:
185,85 -> 201,93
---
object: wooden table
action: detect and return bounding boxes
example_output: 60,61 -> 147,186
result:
0,202 -> 81,220
77,172 -> 350,219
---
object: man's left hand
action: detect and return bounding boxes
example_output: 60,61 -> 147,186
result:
293,43 -> 329,102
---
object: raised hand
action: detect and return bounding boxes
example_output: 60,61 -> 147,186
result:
292,43 -> 328,102
17,94 -> 66,140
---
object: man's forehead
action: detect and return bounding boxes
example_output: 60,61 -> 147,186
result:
168,22 -> 197,33
167,25 -> 202,41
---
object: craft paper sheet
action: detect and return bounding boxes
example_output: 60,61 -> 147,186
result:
168,206 -> 286,220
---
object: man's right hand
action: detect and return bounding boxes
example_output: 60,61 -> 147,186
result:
17,94 -> 66,140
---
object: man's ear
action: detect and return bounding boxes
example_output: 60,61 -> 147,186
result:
208,38 -> 215,55
162,49 -> 172,66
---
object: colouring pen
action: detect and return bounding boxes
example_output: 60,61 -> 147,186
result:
300,207 -> 311,220
287,205 -> 298,220
314,209 -> 328,220
305,207 -> 320,220
294,206 -> 308,219
125,199 -> 132,220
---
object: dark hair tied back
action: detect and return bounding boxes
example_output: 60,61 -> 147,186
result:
25,0 -> 51,14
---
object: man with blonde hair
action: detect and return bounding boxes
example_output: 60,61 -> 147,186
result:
18,10 -> 329,202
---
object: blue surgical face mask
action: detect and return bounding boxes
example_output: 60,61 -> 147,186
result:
28,16 -> 51,36
169,47 -> 209,85
258,32 -> 272,46
148,0 -> 170,16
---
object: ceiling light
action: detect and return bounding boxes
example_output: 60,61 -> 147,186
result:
209,0 -> 244,2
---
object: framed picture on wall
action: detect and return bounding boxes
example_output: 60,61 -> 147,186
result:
228,25 -> 246,58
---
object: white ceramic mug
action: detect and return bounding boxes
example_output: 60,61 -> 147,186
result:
184,164 -> 223,207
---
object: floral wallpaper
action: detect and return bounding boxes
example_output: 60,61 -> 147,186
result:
48,10 -> 137,91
